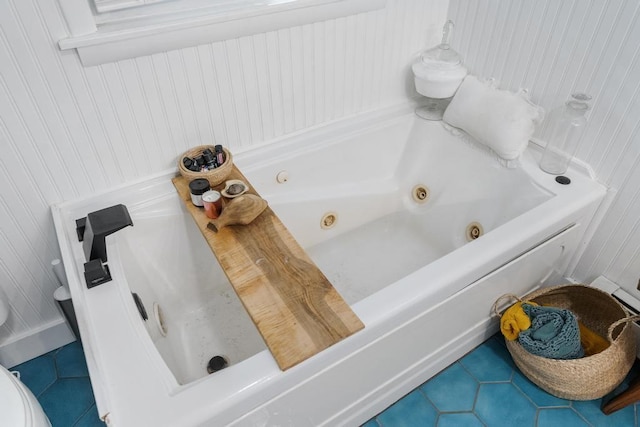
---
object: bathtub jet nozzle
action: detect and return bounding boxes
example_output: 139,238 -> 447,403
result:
412,185 -> 430,204
465,222 -> 484,241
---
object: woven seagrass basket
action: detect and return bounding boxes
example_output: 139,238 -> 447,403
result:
493,284 -> 639,400
178,145 -> 233,187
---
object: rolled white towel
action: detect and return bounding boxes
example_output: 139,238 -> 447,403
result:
52,259 -> 69,291
443,75 -> 544,161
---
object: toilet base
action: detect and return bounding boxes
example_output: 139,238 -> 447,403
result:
0,365 -> 51,427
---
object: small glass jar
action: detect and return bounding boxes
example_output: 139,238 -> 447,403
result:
188,178 -> 210,207
412,20 -> 468,121
539,93 -> 591,175
202,190 -> 222,219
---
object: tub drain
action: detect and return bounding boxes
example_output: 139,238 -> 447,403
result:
321,212 -> 338,229
207,355 -> 228,374
412,185 -> 430,204
466,222 -> 484,242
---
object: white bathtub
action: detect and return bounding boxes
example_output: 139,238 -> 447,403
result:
52,104 -> 606,426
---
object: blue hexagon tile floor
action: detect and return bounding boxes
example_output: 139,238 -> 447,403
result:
9,335 -> 640,426
9,340 -> 104,427
364,334 -> 640,427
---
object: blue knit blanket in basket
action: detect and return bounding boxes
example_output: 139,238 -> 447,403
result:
518,303 -> 584,360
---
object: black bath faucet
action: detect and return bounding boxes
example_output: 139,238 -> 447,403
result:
76,204 -> 133,288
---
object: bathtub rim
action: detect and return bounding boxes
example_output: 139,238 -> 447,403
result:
51,104 -> 608,426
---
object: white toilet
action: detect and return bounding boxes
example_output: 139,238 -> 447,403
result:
0,297 -> 52,427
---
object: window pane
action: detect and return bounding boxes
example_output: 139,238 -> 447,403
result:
93,0 -> 171,14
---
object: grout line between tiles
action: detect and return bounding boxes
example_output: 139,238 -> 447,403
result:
73,403 -> 100,427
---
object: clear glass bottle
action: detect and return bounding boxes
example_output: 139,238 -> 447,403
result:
539,93 -> 591,175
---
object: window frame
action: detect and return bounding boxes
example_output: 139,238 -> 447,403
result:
57,0 -> 386,66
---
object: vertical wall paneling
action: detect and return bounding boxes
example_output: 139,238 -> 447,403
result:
332,18 -> 346,120
321,18 -> 335,121
224,40 -> 253,146
239,37 -> 266,141
0,0 -> 448,360
7,0 -> 640,361
289,26 -> 306,130
449,0 -> 640,296
264,30 -> 285,138
311,22 -> 325,124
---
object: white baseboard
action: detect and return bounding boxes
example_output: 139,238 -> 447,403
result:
0,318 -> 76,368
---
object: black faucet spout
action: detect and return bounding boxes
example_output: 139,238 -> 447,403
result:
77,204 -> 133,263
76,204 -> 132,289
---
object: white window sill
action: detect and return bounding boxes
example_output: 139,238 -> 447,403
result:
58,0 -> 386,66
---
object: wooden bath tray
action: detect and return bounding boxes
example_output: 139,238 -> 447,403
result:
172,167 -> 364,370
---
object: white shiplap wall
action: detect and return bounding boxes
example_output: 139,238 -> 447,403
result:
449,0 -> 640,296
0,0 -> 448,362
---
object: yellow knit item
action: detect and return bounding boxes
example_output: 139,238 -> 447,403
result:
500,301 -> 538,341
578,322 -> 610,356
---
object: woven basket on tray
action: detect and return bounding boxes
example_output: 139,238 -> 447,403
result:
493,284 -> 639,400
177,145 -> 233,187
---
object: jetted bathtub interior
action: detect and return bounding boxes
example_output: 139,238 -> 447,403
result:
257,119 -> 553,304
52,105 -> 606,426
111,215 -> 266,385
